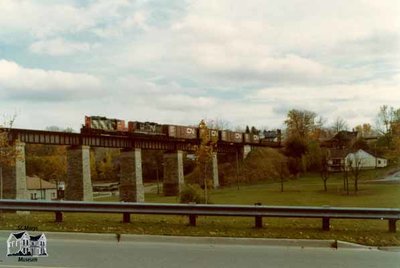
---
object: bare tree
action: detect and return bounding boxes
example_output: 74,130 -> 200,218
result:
205,118 -> 232,130
320,150 -> 330,192
331,117 -> 349,133
346,152 -> 363,193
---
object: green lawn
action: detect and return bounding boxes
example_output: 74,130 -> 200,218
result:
1,173 -> 399,246
100,174 -> 400,208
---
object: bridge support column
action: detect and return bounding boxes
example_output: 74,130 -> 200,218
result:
2,142 -> 28,199
243,145 -> 252,159
212,152 -> 219,189
119,148 -> 144,202
163,150 -> 184,196
65,146 -> 93,201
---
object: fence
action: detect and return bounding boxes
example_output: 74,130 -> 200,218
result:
0,200 -> 398,232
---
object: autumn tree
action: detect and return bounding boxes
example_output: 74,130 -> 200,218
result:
376,105 -> 400,147
355,123 -> 373,137
0,115 -> 19,199
284,109 -> 323,175
25,144 -> 67,183
285,109 -> 322,139
194,120 -> 216,203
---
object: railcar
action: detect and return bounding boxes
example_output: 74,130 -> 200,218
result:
82,116 -> 264,145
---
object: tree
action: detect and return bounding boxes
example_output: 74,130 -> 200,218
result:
376,105 -> 400,147
354,123 -> 373,137
26,147 -> 67,182
346,152 -> 363,193
205,118 -> 231,130
194,120 -> 215,203
250,126 -> 259,135
285,109 -> 317,139
97,151 -> 118,181
331,117 -> 349,133
0,114 -> 19,199
45,126 -> 74,132
319,149 -> 330,192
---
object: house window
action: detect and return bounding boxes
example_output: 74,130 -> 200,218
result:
378,160 -> 381,164
52,192 -> 56,198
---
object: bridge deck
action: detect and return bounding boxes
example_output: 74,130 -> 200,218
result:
2,128 -> 278,152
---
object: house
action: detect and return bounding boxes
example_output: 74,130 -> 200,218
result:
7,231 -> 47,257
26,176 -> 57,200
327,149 -> 387,172
345,149 -> 388,170
322,131 -> 359,149
327,149 -> 349,172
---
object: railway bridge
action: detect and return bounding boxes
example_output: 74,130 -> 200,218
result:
1,127 -> 278,202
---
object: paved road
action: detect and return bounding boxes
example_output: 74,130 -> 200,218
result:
0,235 -> 399,268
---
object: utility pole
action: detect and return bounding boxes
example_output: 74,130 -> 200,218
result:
0,166 -> 2,199
236,148 -> 240,190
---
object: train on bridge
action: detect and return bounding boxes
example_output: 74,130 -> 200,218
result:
81,116 -> 281,145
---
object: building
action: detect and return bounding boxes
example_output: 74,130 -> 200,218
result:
26,176 -> 57,200
7,231 -> 47,257
322,131 -> 359,149
327,149 -> 387,172
345,149 -> 388,170
327,149 -> 349,172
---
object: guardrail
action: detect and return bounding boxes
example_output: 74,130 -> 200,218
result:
0,200 -> 398,232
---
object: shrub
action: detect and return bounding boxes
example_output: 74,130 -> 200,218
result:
179,184 -> 208,204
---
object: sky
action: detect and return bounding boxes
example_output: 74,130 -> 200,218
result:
0,0 -> 399,131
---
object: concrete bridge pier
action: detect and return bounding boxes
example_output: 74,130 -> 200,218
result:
65,145 -> 93,201
1,142 -> 28,199
163,150 -> 184,196
119,148 -> 144,202
212,152 -> 219,189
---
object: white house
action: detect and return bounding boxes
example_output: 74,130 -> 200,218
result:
345,149 -> 387,170
27,176 -> 57,200
7,231 -> 47,257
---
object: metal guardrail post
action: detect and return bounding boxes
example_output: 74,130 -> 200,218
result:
255,216 -> 263,228
55,211 -> 63,223
322,217 -> 330,231
389,219 -> 397,233
189,215 -> 197,226
254,203 -> 262,228
123,212 -> 130,223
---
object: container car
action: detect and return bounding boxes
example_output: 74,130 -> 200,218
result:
165,125 -> 198,139
128,121 -> 165,135
220,130 -> 243,143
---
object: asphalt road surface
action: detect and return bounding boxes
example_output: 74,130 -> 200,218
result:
0,235 -> 399,268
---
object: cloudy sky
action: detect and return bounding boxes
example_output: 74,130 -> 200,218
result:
0,0 -> 399,131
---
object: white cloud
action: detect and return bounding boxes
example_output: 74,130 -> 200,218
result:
29,38 -> 95,56
0,1 -> 399,130
0,60 -> 102,100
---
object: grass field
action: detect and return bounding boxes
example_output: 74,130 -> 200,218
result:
1,171 -> 399,246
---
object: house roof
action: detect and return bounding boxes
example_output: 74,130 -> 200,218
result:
30,234 -> 44,241
27,176 -> 56,190
328,148 -> 351,158
331,131 -> 358,141
12,231 -> 27,239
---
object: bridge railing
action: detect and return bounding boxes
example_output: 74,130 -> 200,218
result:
0,200 -> 398,232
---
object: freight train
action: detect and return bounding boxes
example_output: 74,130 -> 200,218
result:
81,116 -> 280,145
